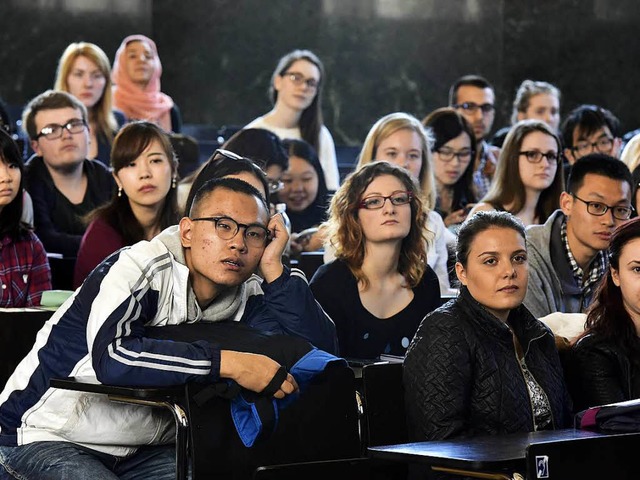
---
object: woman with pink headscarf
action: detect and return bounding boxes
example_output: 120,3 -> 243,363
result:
112,35 -> 182,133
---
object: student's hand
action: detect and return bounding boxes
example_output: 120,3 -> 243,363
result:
290,227 -> 320,255
444,205 -> 475,227
258,213 -> 288,283
220,350 -> 299,399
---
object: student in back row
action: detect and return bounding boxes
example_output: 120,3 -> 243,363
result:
22,90 -> 115,257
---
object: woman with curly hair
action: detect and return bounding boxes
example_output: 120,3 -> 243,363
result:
569,217 -> 640,411
310,161 -> 440,359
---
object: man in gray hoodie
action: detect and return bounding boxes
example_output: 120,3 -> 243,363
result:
524,154 -> 632,318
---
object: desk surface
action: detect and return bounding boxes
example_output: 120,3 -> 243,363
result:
50,377 -> 185,400
368,429 -> 604,471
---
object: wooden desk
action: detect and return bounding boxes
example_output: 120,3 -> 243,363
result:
0,308 -> 53,388
368,429 -> 605,474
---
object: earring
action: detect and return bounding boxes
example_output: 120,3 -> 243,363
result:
117,187 -> 122,197
172,176 -> 177,189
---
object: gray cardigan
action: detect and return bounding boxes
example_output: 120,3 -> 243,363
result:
524,210 -> 593,318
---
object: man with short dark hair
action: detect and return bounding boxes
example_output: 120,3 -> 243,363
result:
524,154 -> 633,318
449,75 -> 500,199
22,90 -> 114,256
561,104 -> 622,165
0,177 -> 337,479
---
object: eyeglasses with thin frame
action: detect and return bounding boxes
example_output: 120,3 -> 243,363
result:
282,71 -> 319,90
36,119 -> 87,140
453,102 -> 495,115
359,191 -> 413,210
190,215 -> 271,247
570,193 -> 633,220
571,136 -> 614,157
435,147 -> 473,163
519,150 -> 560,164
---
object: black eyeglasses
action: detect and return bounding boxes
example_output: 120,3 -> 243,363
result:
282,71 -> 319,90
519,150 -> 560,164
36,119 -> 87,140
435,147 -> 473,163
359,191 -> 413,210
190,215 -> 271,247
571,136 -> 614,157
453,102 -> 495,115
570,193 -> 633,220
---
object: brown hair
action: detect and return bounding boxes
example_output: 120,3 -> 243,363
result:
22,90 -> 88,141
482,120 -> 563,223
326,161 -> 431,289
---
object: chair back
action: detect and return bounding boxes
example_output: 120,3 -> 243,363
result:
362,362 -> 407,447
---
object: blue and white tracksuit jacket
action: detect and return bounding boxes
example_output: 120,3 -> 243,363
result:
0,226 -> 337,456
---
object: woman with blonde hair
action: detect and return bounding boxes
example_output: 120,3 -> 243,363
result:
54,41 -> 126,166
470,120 -> 563,226
355,112 -> 453,294
310,161 -> 440,358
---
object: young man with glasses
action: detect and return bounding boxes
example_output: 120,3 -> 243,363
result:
524,154 -> 633,318
561,104 -> 622,166
449,75 -> 500,199
0,177 -> 337,479
22,90 -> 114,257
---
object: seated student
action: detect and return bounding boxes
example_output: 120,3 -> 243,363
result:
492,79 -> 561,148
562,105 -> 622,181
469,120 -> 563,226
178,129 -> 288,213
54,41 -> 126,166
278,139 -> 329,255
422,108 -> 477,230
0,129 -> 51,307
245,49 -> 339,191
111,35 -> 182,133
310,161 -> 440,359
524,154 -> 633,318
404,211 -> 571,444
73,121 -> 179,288
621,131 -> 640,174
355,112 -> 453,294
569,217 -> 640,411
22,90 -> 115,257
0,177 -> 337,479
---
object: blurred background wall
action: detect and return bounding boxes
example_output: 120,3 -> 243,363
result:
1,0 -> 637,145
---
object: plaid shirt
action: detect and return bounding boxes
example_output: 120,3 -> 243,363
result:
561,219 -> 606,300
0,231 -> 52,307
473,141 -> 498,200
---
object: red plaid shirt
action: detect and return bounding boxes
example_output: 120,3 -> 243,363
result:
0,231 -> 52,307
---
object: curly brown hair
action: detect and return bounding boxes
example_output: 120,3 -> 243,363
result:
325,161 -> 431,289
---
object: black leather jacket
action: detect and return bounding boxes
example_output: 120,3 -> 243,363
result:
569,333 -> 640,412
404,287 -> 572,441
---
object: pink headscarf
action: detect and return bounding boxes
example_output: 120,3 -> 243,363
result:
112,34 -> 174,132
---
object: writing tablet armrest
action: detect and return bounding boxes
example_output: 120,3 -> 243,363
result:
50,377 -> 185,400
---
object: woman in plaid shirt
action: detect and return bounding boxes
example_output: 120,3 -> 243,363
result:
0,130 -> 51,307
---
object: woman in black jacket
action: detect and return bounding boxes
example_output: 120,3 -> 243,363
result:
404,211 -> 571,442
570,217 -> 640,411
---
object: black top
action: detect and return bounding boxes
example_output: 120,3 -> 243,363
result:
94,110 -> 127,167
24,156 -> 115,257
403,287 -> 572,443
310,258 -> 440,359
568,333 -> 640,412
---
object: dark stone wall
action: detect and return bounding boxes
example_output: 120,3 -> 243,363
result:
2,0 -> 639,144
